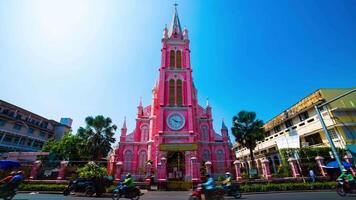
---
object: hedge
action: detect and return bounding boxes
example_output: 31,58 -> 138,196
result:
240,182 -> 337,192
18,181 -> 337,192
19,183 -> 67,191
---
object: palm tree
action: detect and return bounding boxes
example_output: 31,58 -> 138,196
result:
78,115 -> 117,161
231,111 -> 265,170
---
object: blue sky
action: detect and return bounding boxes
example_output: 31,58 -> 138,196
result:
0,0 -> 355,141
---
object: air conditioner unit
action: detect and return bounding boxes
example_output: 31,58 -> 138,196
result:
301,142 -> 309,147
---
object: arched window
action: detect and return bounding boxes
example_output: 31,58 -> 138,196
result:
176,50 -> 182,68
169,79 -> 175,105
176,79 -> 183,105
138,150 -> 147,168
170,50 -> 175,68
203,150 -> 211,162
124,150 -> 133,171
201,125 -> 209,141
141,125 -> 149,142
216,150 -> 225,174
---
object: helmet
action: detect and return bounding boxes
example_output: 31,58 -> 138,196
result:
342,169 -> 347,173
16,171 -> 24,175
206,174 -> 211,178
126,173 -> 131,178
10,171 -> 16,176
225,172 -> 231,176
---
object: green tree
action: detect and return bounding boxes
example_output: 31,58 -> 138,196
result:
231,111 -> 265,169
77,115 -> 117,161
42,132 -> 87,161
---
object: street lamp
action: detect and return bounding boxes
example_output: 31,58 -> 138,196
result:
315,88 -> 356,172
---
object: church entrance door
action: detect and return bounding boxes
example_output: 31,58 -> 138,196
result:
166,151 -> 185,181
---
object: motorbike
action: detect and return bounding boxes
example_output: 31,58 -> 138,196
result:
189,184 -> 224,200
0,160 -> 22,200
0,182 -> 21,200
112,182 -> 143,200
222,183 -> 241,199
336,178 -> 356,196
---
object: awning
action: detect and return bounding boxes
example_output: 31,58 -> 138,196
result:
325,160 -> 352,169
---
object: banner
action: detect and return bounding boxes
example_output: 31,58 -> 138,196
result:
276,133 -> 300,149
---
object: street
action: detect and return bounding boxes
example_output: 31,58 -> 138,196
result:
13,191 -> 353,200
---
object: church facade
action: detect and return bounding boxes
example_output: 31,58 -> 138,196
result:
108,7 -> 232,182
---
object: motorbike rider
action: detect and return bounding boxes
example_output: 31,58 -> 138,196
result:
0,171 -> 16,185
121,173 -> 134,194
338,169 -> 355,189
0,171 -> 16,191
202,174 -> 216,200
222,172 -> 232,191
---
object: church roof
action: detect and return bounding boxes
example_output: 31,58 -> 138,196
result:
168,6 -> 183,39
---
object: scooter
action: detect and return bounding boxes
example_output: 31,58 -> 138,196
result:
189,184 -> 224,200
0,182 -> 21,200
222,183 -> 241,199
112,182 -> 143,200
336,179 -> 356,196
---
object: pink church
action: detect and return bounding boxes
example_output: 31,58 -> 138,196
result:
108,7 -> 232,183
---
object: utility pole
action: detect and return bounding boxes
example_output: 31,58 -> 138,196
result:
315,88 -> 356,172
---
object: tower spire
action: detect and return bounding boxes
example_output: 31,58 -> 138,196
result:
122,116 -> 127,129
168,3 -> 183,39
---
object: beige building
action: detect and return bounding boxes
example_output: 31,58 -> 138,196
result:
234,88 -> 356,173
0,99 -> 72,154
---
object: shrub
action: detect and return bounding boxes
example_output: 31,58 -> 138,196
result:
240,182 -> 337,192
77,162 -> 107,179
19,183 -> 67,191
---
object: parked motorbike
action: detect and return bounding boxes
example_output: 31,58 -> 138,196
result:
112,182 -> 143,200
336,179 -> 356,196
222,183 -> 241,199
189,184 -> 224,200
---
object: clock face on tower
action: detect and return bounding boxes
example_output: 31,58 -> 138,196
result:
167,113 -> 185,130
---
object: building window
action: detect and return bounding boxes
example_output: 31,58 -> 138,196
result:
285,120 -> 293,128
201,125 -> 209,141
265,131 -> 271,137
39,132 -> 46,138
3,135 -> 12,143
138,150 -> 147,168
176,79 -> 183,105
28,128 -> 34,134
176,50 -> 182,68
169,79 -> 175,105
33,141 -> 43,148
298,111 -> 309,121
216,150 -> 225,174
13,124 -> 22,131
0,119 -> 6,126
203,150 -> 211,162
15,114 -> 22,120
19,138 -> 26,146
141,125 -> 149,142
170,50 -> 175,68
328,129 -> 339,140
27,139 -> 33,146
304,133 -> 323,146
13,136 -> 20,144
124,150 -> 133,171
343,127 -> 356,140
273,125 -> 281,133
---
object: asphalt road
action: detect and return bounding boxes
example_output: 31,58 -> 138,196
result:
12,191 -> 354,200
